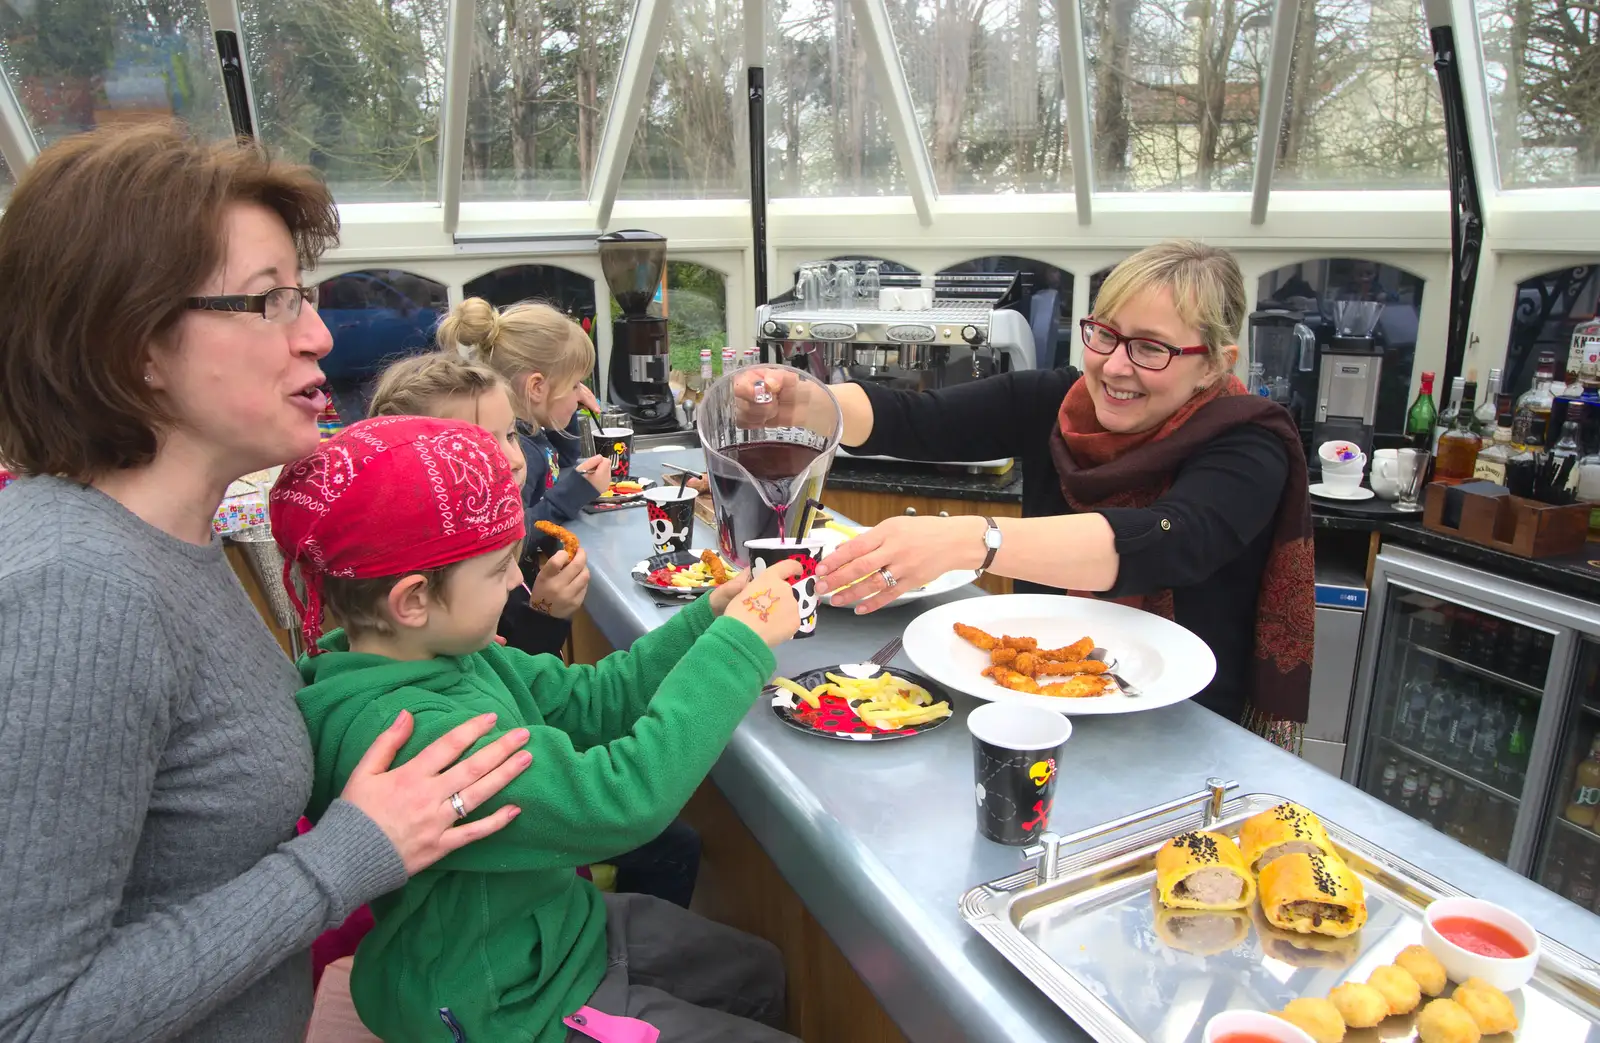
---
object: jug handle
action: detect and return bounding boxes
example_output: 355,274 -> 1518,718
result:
1294,324 -> 1316,372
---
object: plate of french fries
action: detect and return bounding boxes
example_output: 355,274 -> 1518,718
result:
902,594 -> 1216,715
630,549 -> 738,597
767,663 -> 954,741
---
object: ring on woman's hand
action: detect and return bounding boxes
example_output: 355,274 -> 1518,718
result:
449,792 -> 468,820
881,568 -> 899,589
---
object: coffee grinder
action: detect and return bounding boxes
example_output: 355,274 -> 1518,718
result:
599,229 -> 679,433
1313,300 -> 1385,459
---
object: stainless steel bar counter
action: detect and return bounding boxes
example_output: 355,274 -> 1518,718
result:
576,449 -> 1600,1043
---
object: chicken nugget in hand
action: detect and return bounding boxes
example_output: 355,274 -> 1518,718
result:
533,520 -> 580,559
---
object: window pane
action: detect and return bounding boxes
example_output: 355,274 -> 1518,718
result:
0,151 -> 11,206
317,270 -> 450,420
1479,0 -> 1600,188
241,0 -> 445,202
1272,0 -> 1447,188
665,261 -> 728,374
0,0 -> 231,146
1084,0 -> 1269,191
619,0 -> 746,199
889,0 -> 1068,193
463,0 -> 632,202
767,0 -> 906,196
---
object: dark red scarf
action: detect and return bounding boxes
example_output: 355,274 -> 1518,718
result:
1048,376 -> 1315,734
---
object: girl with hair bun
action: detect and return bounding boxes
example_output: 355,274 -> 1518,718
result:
437,297 -> 611,550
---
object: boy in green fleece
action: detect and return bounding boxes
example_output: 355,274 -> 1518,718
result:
270,415 -> 804,1043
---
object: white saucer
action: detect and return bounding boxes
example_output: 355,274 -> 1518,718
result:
1309,482 -> 1375,501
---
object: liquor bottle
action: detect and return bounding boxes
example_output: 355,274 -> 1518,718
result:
1435,384 -> 1483,484
1435,376 -> 1466,453
1513,352 -> 1558,449
1549,404 -> 1585,503
1507,427 -> 1544,499
1407,371 -> 1438,450
1474,367 -> 1503,435
1473,412 -> 1516,485
1577,433 -> 1600,538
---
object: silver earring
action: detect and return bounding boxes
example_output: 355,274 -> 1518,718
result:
143,375 -> 151,384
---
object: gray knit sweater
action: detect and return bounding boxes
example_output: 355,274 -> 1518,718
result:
0,477 -> 408,1043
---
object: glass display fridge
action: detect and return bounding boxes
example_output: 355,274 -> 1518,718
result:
1346,545 -> 1600,911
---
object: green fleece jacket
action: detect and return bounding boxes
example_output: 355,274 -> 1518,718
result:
295,595 -> 774,1043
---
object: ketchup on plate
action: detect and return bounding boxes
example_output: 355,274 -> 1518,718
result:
1433,915 -> 1530,959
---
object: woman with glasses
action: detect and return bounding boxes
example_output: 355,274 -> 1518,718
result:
0,123 -> 532,1042
737,240 -> 1314,748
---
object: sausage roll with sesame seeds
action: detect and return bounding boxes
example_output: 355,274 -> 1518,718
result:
1258,851 -> 1368,938
1239,801 -> 1339,874
1155,830 -> 1257,911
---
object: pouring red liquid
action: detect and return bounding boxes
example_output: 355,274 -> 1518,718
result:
708,440 -> 826,565
1432,916 -> 1530,959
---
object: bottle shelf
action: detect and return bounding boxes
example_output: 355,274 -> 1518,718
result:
1555,816 -> 1600,843
1407,640 -> 1545,697
1375,735 -> 1523,805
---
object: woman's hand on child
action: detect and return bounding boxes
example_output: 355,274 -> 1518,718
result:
341,710 -> 532,875
530,548 -> 590,619
580,455 -> 612,494
720,560 -> 803,649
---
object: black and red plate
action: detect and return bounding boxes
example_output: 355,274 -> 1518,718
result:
768,662 -> 954,742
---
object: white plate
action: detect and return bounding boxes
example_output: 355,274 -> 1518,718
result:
810,526 -> 978,608
1309,482 -> 1374,501
901,594 -> 1216,716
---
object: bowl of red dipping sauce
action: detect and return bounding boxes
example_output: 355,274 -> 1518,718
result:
1203,1010 -> 1314,1043
1422,896 -> 1540,991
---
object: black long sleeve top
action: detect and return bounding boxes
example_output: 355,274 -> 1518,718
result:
855,370 -> 1288,722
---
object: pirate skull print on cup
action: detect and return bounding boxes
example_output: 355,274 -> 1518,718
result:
744,537 -> 825,638
643,486 -> 698,555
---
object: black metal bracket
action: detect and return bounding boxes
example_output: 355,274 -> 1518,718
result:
214,31 -> 255,139
1430,24 -> 1484,392
748,66 -> 768,309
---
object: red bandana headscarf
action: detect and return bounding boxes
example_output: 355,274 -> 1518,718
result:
270,415 -> 525,653
1049,375 -> 1316,748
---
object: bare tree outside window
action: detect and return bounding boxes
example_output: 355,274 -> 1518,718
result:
1479,0 -> 1600,187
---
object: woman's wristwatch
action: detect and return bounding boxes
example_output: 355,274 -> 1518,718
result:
977,516 -> 1002,576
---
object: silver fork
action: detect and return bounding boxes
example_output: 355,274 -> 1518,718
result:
1089,647 -> 1141,697
866,636 -> 903,668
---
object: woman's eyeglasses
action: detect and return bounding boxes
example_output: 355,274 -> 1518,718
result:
1078,318 -> 1208,372
186,285 -> 319,325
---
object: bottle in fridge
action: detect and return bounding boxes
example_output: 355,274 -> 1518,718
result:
1562,736 -> 1600,830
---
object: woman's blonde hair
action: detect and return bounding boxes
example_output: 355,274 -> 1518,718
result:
366,353 -> 508,421
1091,240 -> 1247,365
435,297 -> 594,415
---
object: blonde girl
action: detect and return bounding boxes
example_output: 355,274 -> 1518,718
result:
436,298 -> 611,540
368,353 -> 591,649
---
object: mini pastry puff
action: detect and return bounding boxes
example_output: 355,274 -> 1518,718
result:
1258,852 -> 1369,938
1155,831 -> 1256,911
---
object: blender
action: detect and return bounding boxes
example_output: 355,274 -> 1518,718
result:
599,229 -> 680,433
696,367 -> 843,567
1247,308 -> 1316,414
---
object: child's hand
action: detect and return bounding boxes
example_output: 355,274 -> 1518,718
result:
721,560 -> 802,649
579,455 -> 612,494
529,548 -> 590,619
709,566 -> 751,616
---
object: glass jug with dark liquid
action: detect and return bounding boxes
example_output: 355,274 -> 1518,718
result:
696,366 -> 843,568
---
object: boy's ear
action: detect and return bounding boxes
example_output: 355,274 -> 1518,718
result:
386,574 -> 434,630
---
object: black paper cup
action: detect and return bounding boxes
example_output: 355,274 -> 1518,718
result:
599,427 -> 634,481
967,702 -> 1073,846
743,537 -> 825,638
643,486 -> 698,554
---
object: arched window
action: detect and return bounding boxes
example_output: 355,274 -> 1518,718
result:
1257,260 -> 1426,437
940,256 -> 1074,369
1506,265 -> 1600,398
664,262 -> 728,376
317,269 -> 449,422
463,264 -> 599,327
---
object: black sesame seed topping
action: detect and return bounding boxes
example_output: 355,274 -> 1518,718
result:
1309,854 -> 1342,897
1172,831 -> 1221,864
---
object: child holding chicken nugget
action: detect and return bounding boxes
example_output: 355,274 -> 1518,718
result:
436,297 -> 612,556
369,354 -> 706,911
274,416 -> 804,1043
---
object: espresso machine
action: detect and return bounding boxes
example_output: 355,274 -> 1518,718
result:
1313,300 -> 1386,459
599,229 -> 680,433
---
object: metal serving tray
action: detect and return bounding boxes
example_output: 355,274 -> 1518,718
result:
961,786 -> 1600,1043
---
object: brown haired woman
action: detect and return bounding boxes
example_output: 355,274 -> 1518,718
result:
0,124 -> 533,1042
739,241 -> 1315,749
